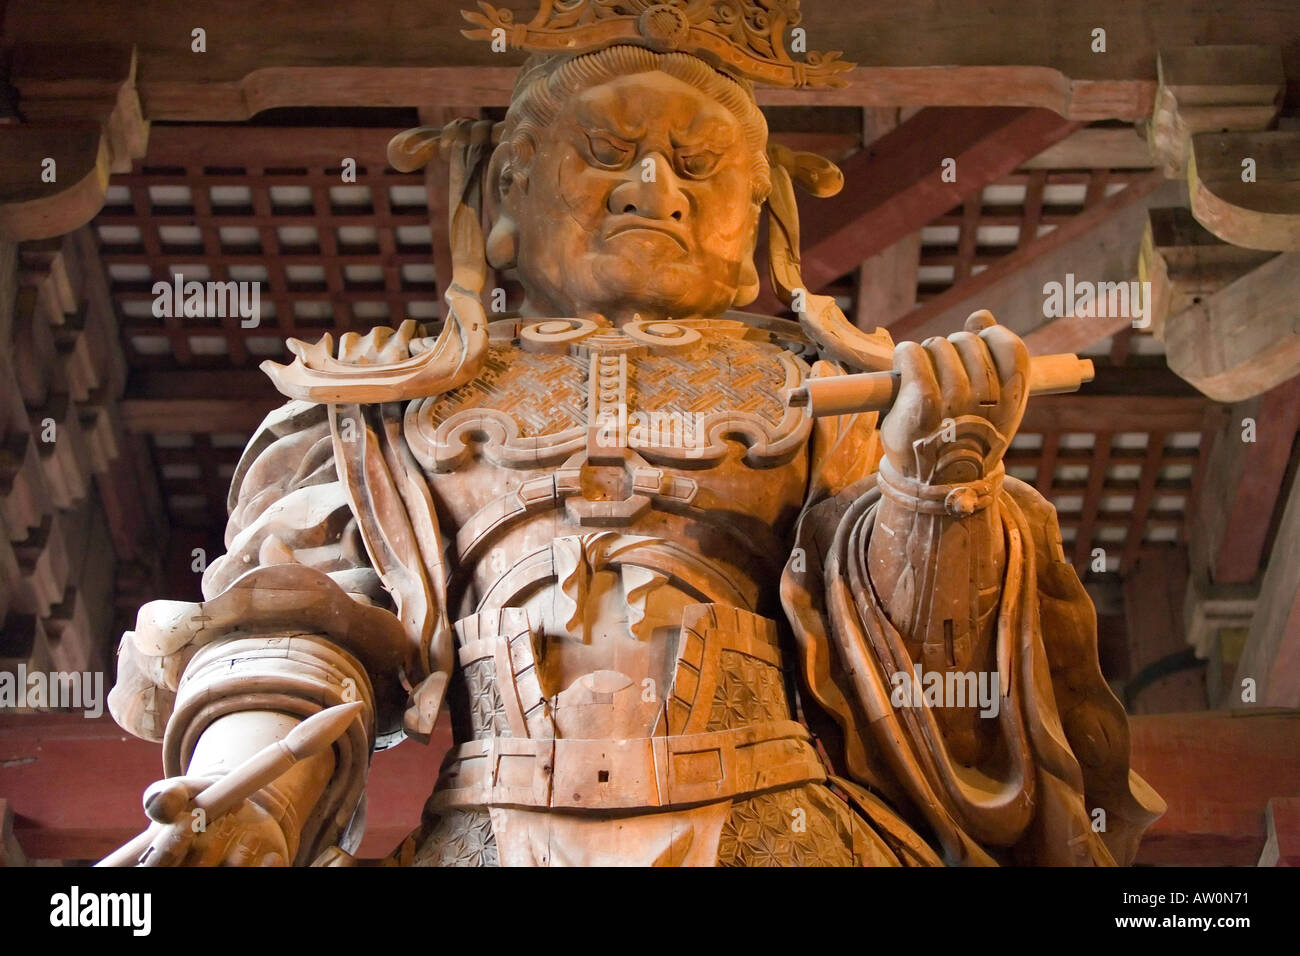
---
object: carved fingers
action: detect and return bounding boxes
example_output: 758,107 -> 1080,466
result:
966,310 -> 1030,446
92,773 -> 293,868
880,310 -> 1030,479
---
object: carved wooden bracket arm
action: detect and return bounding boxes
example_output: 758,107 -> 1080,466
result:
0,42 -> 149,241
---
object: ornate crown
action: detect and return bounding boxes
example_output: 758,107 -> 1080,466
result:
462,0 -> 853,89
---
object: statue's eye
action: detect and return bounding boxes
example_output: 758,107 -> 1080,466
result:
585,133 -> 633,168
676,150 -> 719,179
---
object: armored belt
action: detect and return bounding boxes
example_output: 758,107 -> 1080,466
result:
432,719 -> 825,812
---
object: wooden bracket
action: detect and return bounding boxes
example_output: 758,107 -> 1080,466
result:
1138,206 -> 1275,340
1148,46 -> 1299,251
0,43 -> 149,241
1147,46 -> 1284,179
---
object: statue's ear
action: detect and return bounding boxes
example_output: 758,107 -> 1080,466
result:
486,214 -> 520,271
485,142 -> 521,270
728,200 -> 764,308
733,249 -> 761,308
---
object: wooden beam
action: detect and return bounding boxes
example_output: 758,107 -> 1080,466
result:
1189,131 -> 1300,251
1022,294 -> 1133,356
14,1 -> 1300,120
40,0 -> 1300,121
1138,206 -> 1275,340
0,43 -> 149,241
0,128 -> 112,242
855,232 -> 921,330
1164,251 -> 1300,402
1259,797 -> 1300,866
1121,547 -> 1202,713
1018,127 -> 1155,170
851,108 -> 919,329
1145,47 -> 1299,252
889,172 -> 1170,341
1020,392 -> 1208,435
137,125 -> 404,169
1234,460 -> 1300,708
1189,375 -> 1300,586
1147,46 -> 1284,178
753,107 -> 1080,311
127,367 -> 276,401
756,68 -> 1152,121
120,366 -> 279,433
119,397 -> 278,434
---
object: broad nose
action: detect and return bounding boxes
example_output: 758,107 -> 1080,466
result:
607,154 -> 687,222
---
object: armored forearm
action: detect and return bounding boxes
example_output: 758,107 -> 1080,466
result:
107,402 -> 414,864
864,417 -> 1008,766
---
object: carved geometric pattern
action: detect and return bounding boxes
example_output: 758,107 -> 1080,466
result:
450,658 -> 512,740
717,783 -> 859,866
411,808 -> 499,867
631,338 -> 790,427
705,649 -> 789,731
427,343 -> 587,437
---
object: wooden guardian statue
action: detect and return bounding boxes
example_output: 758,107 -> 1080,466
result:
103,0 -> 1164,867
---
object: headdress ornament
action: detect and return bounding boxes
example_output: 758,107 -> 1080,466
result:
461,0 -> 853,89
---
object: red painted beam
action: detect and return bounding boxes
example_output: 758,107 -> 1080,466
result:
1211,375 -> 1300,584
1128,711 -> 1300,866
887,171 -> 1166,340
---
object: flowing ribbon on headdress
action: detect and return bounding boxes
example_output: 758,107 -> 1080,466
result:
765,142 -> 895,373
260,120 -> 497,403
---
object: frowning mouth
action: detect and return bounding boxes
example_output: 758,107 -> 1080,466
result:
602,217 -> 689,252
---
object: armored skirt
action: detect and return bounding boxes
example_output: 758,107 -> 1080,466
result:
385,605 -> 939,867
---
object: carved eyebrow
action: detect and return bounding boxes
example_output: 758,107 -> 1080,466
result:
586,125 -> 638,145
573,100 -> 643,141
674,117 -> 738,147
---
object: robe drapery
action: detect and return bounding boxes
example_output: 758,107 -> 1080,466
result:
782,468 -> 1165,866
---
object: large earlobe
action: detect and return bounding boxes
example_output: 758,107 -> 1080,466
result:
733,253 -> 760,307
731,206 -> 762,307
484,144 -> 522,270
486,214 -> 520,270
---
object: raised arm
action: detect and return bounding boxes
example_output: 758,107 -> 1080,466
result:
781,313 -> 1163,866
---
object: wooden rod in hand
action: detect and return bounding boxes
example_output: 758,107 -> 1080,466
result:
786,354 -> 1095,418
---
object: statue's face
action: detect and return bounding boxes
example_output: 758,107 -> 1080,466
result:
503,71 -> 761,322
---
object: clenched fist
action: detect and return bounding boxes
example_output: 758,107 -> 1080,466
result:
120,775 -> 290,867
878,310 -> 1029,484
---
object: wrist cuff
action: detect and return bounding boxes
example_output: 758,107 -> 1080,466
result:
878,462 -> 1005,518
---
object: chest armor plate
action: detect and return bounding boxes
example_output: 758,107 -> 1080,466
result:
403,316 -> 813,474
